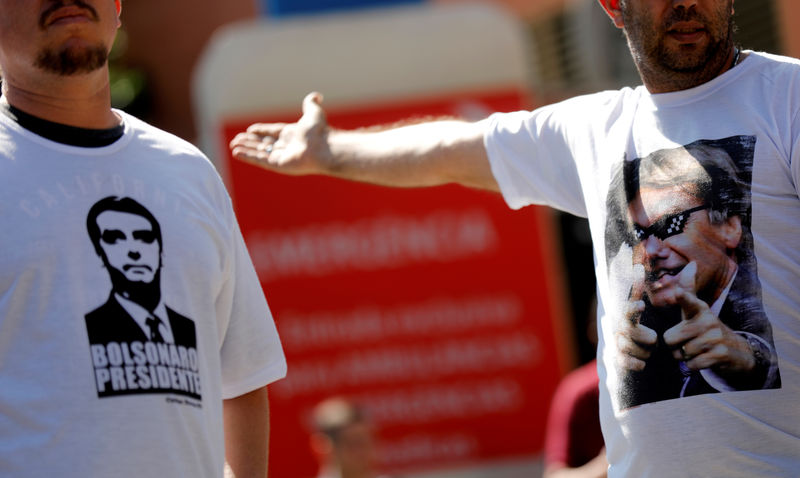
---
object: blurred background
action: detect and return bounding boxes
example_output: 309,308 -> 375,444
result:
111,0 -> 798,477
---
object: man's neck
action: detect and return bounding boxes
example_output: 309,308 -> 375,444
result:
1,67 -> 120,129
112,276 -> 162,314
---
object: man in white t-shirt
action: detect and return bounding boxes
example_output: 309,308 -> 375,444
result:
229,0 -> 799,476
0,1 -> 286,477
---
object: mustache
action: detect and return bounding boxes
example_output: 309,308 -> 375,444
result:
40,0 -> 99,29
664,8 -> 706,30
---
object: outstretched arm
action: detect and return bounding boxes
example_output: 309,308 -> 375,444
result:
229,92 -> 499,192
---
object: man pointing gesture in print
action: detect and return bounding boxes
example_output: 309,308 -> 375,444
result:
611,141 -> 779,408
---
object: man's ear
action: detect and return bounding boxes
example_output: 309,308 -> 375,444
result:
720,215 -> 743,250
114,0 -> 122,28
597,0 -> 625,29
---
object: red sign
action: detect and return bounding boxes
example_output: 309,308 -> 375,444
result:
222,88 -> 572,477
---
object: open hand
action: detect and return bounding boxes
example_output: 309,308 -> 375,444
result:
229,92 -> 331,175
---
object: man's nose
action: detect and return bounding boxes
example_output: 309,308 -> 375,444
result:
643,234 -> 668,258
128,251 -> 141,260
673,0 -> 698,10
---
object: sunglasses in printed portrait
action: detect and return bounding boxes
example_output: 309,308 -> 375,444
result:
632,205 -> 709,243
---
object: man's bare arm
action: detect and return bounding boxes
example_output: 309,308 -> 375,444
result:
223,386 -> 270,478
229,92 -> 498,192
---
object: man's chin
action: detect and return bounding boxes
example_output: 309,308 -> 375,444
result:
660,48 -> 711,72
122,274 -> 155,284
35,44 -> 108,76
645,283 -> 679,307
658,33 -> 727,73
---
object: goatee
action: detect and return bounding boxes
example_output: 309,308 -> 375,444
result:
35,44 -> 108,76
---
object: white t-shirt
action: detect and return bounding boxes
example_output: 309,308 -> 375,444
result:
485,51 -> 800,476
0,110 -> 287,477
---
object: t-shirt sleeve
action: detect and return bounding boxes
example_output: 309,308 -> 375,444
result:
216,200 -> 287,399
482,106 -> 587,217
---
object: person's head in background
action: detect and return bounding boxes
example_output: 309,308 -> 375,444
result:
311,397 -> 380,478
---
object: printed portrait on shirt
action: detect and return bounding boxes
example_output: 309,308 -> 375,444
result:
84,196 -> 201,400
604,136 -> 781,410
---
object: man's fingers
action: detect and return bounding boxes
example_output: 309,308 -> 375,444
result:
230,133 -> 272,149
617,352 -> 647,372
231,145 -> 273,164
670,337 -> 698,362
631,323 -> 658,346
299,92 -> 326,126
676,287 -> 707,320
616,325 -> 657,371
230,131 -> 277,152
246,122 -> 288,137
630,263 -> 646,301
616,324 -> 658,357
677,261 -> 697,292
229,132 -> 252,148
671,262 -> 702,321
671,341 -> 716,369
625,299 -> 645,326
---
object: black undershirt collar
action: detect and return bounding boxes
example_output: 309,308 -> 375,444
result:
0,97 -> 124,148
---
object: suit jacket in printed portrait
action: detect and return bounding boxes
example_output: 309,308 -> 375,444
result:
85,294 -> 197,349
